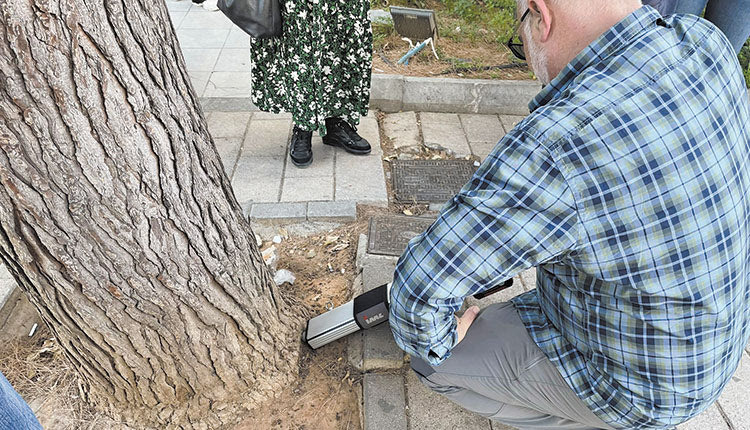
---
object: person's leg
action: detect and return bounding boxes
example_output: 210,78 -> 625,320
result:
675,0 -> 710,15
703,0 -> 750,53
410,302 -> 613,430
0,370 -> 42,430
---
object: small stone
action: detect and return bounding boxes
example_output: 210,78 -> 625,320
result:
272,235 -> 282,244
397,153 -> 416,160
306,249 -> 317,259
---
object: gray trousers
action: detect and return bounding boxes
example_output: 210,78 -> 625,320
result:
410,302 -> 615,430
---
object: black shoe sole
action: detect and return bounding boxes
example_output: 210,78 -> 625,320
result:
290,154 -> 313,168
322,138 -> 371,155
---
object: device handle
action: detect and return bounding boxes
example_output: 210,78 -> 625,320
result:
472,278 -> 514,300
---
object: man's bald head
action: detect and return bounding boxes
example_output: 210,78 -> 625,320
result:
515,0 -> 642,84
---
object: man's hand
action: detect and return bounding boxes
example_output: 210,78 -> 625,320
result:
455,305 -> 480,345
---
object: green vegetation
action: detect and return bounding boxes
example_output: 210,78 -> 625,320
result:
740,40 -> 750,88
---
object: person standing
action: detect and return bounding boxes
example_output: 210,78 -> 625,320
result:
249,0 -> 373,168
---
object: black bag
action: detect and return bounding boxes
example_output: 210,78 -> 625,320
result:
217,0 -> 282,39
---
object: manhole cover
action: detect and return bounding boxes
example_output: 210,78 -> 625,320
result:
392,160 -> 478,203
367,215 -> 436,256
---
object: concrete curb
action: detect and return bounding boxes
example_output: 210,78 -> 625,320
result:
246,200 -> 358,224
200,74 -> 539,115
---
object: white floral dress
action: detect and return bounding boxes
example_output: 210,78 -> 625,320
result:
249,0 -> 373,136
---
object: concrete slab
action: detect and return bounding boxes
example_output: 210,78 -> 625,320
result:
204,72 -> 253,98
180,9 -> 233,30
176,29 -> 229,49
207,111 -> 251,139
252,111 -> 293,120
676,402 -> 729,430
249,202 -> 307,223
406,370 -> 492,430
224,28 -> 252,48
280,176 -> 334,202
382,112 -> 420,150
335,153 -> 388,206
200,97 -> 258,112
363,373 -> 408,430
307,201 -> 357,223
421,119 -> 471,158
420,112 -> 461,124
242,118 -> 291,157
369,74 -> 404,112
362,254 -> 398,292
519,268 -> 537,291
460,114 -> 505,144
363,324 -> 405,371
715,351 -> 750,429
166,0 -> 192,12
357,116 -> 383,157
188,71 -> 210,97
214,48 -> 252,72
356,233 -> 368,272
213,137 -> 243,176
231,155 -> 284,204
499,115 -> 527,133
181,48 -> 221,72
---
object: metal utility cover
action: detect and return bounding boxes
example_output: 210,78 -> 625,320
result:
367,215 -> 436,257
392,159 -> 477,203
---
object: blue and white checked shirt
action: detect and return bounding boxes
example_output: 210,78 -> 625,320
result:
389,7 -> 750,429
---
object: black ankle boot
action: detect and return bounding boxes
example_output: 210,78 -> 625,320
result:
322,118 -> 371,155
290,125 -> 313,168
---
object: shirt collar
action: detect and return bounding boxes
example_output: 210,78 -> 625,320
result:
528,6 -> 663,112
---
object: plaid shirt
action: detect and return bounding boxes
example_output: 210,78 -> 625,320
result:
389,7 -> 750,429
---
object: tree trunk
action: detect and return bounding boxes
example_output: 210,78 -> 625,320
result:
0,1 -> 301,428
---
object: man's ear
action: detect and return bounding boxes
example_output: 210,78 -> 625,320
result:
528,0 -> 553,43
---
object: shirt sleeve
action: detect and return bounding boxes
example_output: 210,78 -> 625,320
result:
388,131 -> 580,364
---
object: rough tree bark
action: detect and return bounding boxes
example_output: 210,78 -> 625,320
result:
0,0 -> 301,428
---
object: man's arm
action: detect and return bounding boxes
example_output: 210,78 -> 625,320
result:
388,131 -> 580,364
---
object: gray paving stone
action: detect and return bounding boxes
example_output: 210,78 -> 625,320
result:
224,28 -> 252,48
470,141 -> 499,161
242,118 -> 291,157
477,81 -> 540,115
188,71 -> 210,97
200,97 -> 258,112
0,264 -> 16,313
213,137 -> 242,176
716,351 -> 750,429
252,111 -> 293,120
421,118 -> 471,157
420,112 -> 461,124
363,324 -> 405,370
204,71 -> 253,97
335,153 -> 388,206
499,115 -> 527,133
406,370 -> 492,430
181,48 -> 221,72
676,402 -> 729,430
176,29 -> 229,49
356,233 -> 368,272
519,268 -> 537,291
214,48 -> 252,72
460,114 -> 505,144
168,9 -> 188,29
363,373 -> 407,430
166,0 -> 192,12
383,111 -> 420,150
207,112 -> 251,139
362,254 -> 398,292
249,202 -> 307,223
490,422 -> 516,430
231,155 -> 283,205
370,74 -> 404,112
307,201 -> 357,222
281,176 -> 334,202
284,137 -> 334,178
180,9 -> 233,30
357,116 -> 383,157
347,330 -> 364,371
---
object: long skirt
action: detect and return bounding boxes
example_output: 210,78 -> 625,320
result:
249,0 -> 373,136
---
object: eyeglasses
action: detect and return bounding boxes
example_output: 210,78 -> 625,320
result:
506,8 -> 531,61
